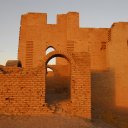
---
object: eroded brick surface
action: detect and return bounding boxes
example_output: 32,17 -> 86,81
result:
0,12 -> 128,128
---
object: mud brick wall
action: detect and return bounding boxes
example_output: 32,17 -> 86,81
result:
44,51 -> 91,119
0,67 -> 48,115
0,51 -> 91,119
18,12 -> 108,70
71,52 -> 91,118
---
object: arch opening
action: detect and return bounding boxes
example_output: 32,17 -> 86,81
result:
47,67 -> 53,72
45,46 -> 55,55
45,54 -> 71,105
46,46 -> 56,65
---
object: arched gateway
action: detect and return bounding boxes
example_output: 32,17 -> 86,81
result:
0,12 -> 91,119
43,51 -> 91,118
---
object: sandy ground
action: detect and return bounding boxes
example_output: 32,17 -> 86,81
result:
0,114 -> 116,128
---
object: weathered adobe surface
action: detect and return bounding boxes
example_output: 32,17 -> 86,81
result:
0,51 -> 91,119
0,12 -> 128,128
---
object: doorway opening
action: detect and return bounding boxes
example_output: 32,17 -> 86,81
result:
45,55 -> 71,105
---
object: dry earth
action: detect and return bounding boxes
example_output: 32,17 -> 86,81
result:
0,114 -> 116,128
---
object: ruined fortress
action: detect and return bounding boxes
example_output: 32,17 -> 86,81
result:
0,12 -> 128,128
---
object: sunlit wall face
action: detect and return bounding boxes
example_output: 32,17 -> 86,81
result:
107,23 -> 128,109
0,0 -> 128,65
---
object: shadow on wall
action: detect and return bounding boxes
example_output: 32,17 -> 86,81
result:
91,69 -> 128,128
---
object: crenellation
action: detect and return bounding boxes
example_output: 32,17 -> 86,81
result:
21,13 -> 47,26
57,14 -> 67,26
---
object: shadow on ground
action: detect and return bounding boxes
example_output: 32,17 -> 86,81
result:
0,114 -> 116,128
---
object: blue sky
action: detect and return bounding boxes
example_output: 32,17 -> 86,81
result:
0,0 -> 128,65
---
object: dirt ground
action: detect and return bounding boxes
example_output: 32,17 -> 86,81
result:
0,114 -> 116,128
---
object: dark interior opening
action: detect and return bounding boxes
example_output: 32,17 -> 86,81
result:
45,56 -> 71,105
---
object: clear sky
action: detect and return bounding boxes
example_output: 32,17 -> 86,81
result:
0,0 -> 128,65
